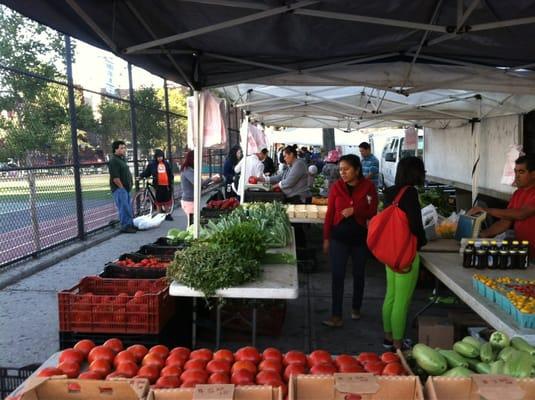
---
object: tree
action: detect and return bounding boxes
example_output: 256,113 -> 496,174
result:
97,98 -> 130,154
135,86 -> 166,156
0,5 -> 70,165
157,85 -> 188,154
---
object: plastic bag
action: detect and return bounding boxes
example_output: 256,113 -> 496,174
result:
133,213 -> 166,230
421,204 -> 438,228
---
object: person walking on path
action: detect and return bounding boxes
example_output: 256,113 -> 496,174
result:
382,156 -> 427,350
139,149 -> 175,220
322,154 -> 378,327
109,140 -> 136,233
359,142 -> 380,188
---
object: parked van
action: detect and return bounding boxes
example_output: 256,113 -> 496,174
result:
380,132 -> 424,188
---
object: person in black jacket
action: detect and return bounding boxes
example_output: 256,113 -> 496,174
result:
139,149 -> 175,220
381,156 -> 427,351
261,148 -> 276,176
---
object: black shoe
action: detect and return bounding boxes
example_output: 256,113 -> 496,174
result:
165,214 -> 174,221
120,226 -> 137,233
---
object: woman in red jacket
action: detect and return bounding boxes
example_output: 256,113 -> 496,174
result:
322,154 -> 378,327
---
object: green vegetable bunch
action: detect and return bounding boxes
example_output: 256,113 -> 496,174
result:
208,220 -> 267,261
168,241 -> 260,298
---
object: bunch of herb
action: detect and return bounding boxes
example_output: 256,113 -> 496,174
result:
167,241 -> 260,298
208,220 -> 267,261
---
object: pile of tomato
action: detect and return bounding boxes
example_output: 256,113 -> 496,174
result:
115,257 -> 170,269
38,340 -> 407,397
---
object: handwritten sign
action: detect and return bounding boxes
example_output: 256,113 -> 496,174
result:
472,375 -> 525,400
334,373 -> 379,394
193,384 -> 234,400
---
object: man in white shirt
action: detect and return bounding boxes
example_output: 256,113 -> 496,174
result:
234,151 -> 266,193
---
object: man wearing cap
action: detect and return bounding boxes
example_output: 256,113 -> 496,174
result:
359,142 -> 380,189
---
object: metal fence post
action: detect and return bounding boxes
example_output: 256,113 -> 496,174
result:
128,63 -> 139,189
65,35 -> 85,239
208,149 -> 213,177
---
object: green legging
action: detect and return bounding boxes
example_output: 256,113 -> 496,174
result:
382,254 -> 420,340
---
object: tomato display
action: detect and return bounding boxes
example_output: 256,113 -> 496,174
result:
115,257 -> 170,269
64,340 -> 407,385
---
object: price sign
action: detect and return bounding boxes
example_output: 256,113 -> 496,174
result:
472,375 -> 525,400
193,384 -> 234,400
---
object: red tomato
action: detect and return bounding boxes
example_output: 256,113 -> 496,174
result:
262,348 -> 282,364
116,293 -> 129,304
190,348 -> 213,362
161,365 -> 182,377
57,361 -> 80,378
213,349 -> 234,363
338,363 -> 365,373
59,348 -> 85,365
231,360 -> 257,375
283,364 -> 306,382
37,367 -> 64,378
113,350 -> 136,367
142,353 -> 165,370
231,369 -> 254,385
127,344 -> 148,363
78,371 -> 102,380
134,290 -> 145,298
181,369 -> 208,384
184,359 -> 207,371
259,359 -> 282,373
163,353 -> 185,369
88,346 -> 115,364
335,355 -> 358,368
89,360 -> 112,378
364,360 -> 385,375
248,176 -> 258,184
344,395 -> 362,400
357,352 -> 380,365
308,350 -> 332,367
149,344 -> 169,359
283,351 -> 307,367
256,370 -> 282,385
209,372 -> 230,384
169,347 -> 191,361
106,372 -> 127,380
235,346 -> 261,364
382,362 -> 405,376
103,338 -> 123,354
73,340 -> 95,358
136,365 -> 160,384
380,352 -> 400,364
155,375 -> 181,388
310,363 -> 337,375
115,361 -> 138,378
206,360 -> 231,374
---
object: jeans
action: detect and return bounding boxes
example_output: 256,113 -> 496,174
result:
112,188 -> 133,229
329,239 -> 367,317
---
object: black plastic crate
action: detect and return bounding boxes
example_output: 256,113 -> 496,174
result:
100,264 -> 167,279
137,244 -> 184,257
116,252 -> 173,263
0,364 -> 40,399
153,237 -> 187,247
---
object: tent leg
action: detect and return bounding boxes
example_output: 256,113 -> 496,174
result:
193,91 -> 204,238
471,98 -> 482,206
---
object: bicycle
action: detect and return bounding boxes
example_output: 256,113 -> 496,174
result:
131,178 -> 175,217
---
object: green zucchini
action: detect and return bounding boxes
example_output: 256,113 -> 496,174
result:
453,341 -> 479,359
498,347 -> 518,362
479,342 -> 495,363
462,336 -> 482,350
475,362 -> 491,374
442,367 -> 473,377
412,344 -> 448,376
511,337 -> 535,356
490,360 -> 505,374
438,349 -> 469,368
504,351 -> 534,378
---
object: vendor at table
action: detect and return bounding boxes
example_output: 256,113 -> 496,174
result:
258,145 -> 310,204
469,154 -> 535,258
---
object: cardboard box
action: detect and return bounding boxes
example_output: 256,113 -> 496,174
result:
418,316 -> 454,349
288,374 -> 423,400
447,310 -> 488,341
425,376 -> 535,400
6,377 -> 149,400
147,384 -> 282,400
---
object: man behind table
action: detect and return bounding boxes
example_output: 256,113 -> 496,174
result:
469,154 -> 535,258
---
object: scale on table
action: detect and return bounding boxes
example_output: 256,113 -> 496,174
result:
455,211 -> 487,241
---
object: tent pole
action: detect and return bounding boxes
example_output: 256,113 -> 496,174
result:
193,91 -> 204,238
472,97 -> 482,206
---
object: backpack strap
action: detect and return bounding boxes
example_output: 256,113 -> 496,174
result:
392,186 -> 410,206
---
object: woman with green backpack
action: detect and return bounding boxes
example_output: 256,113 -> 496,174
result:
380,156 -> 427,350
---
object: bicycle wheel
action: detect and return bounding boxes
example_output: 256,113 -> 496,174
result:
132,191 -> 153,217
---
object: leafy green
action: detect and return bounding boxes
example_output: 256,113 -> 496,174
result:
167,241 -> 260,298
260,252 -> 296,265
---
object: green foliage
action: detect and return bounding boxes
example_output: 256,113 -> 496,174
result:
135,87 -> 166,155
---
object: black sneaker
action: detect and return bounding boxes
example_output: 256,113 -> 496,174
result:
383,338 -> 412,351
165,214 -> 174,221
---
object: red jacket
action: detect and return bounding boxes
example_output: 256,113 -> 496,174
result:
323,178 -> 378,240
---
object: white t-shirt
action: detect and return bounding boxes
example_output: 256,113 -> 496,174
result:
234,154 -> 264,193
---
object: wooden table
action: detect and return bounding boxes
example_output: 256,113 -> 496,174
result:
420,252 -> 535,344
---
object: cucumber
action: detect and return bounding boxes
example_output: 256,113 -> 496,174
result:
462,336 -> 482,350
438,349 -> 469,368
442,367 -> 473,377
412,344 -> 448,376
490,360 -> 505,374
475,362 -> 491,374
453,341 -> 480,359
479,342 -> 496,363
